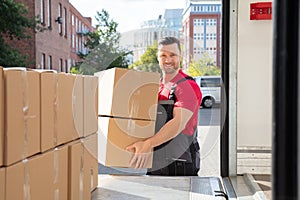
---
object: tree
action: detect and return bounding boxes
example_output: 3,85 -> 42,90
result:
129,42 -> 160,73
0,0 -> 43,67
186,53 -> 221,77
76,9 -> 131,75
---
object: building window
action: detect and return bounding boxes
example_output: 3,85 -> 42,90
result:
78,21 -> 81,33
59,58 -> 63,72
47,0 -> 51,27
71,14 -> 74,26
76,35 -> 78,52
64,60 -> 67,72
48,55 -> 52,69
41,53 -> 45,69
64,7 -> 67,37
40,0 -> 45,24
75,17 -> 78,32
58,3 -> 62,34
72,33 -> 75,48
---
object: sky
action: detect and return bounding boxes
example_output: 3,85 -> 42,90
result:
69,0 -> 186,33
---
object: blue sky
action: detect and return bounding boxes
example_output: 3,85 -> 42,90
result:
69,0 -> 186,33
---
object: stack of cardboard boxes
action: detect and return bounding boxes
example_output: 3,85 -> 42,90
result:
0,67 -> 98,200
95,68 -> 160,168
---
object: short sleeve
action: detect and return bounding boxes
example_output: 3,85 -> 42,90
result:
174,80 -> 201,112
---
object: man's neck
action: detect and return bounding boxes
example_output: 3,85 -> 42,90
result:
162,69 -> 179,84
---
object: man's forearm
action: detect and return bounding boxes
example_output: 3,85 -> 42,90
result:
146,117 -> 182,148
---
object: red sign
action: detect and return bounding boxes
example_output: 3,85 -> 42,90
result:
250,2 -> 272,20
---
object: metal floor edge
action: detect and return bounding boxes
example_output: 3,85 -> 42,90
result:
222,174 -> 269,200
92,175 -> 227,200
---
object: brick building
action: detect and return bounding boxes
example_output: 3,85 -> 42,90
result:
6,0 -> 93,72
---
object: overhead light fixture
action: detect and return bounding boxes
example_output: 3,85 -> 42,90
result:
55,16 -> 63,24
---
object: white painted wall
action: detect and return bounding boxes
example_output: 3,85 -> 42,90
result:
236,0 -> 273,147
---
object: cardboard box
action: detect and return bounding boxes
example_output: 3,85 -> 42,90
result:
40,71 -> 58,152
57,73 -> 83,145
68,141 -> 91,200
82,134 -> 98,191
83,75 -> 98,137
5,146 -> 68,200
95,68 -> 159,120
0,168 -> 4,200
4,69 -> 40,166
0,67 -> 3,167
98,116 -> 154,167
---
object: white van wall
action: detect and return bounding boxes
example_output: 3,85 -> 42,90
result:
236,0 -> 273,173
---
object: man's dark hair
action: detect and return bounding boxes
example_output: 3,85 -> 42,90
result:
158,37 -> 181,53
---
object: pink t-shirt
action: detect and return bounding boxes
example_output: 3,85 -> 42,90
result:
158,70 -> 202,135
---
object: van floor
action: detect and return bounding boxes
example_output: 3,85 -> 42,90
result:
92,174 -> 271,199
92,175 -> 226,200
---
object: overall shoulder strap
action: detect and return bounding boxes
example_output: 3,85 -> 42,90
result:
169,76 -> 195,101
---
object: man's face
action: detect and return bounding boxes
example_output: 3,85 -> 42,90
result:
157,43 -> 180,74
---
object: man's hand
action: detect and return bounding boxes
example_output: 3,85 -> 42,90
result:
126,140 -> 152,169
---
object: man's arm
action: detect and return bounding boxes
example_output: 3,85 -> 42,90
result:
126,107 -> 193,169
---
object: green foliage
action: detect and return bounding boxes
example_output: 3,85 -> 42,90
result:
0,0 -> 44,67
0,39 -> 29,67
70,64 -> 82,74
79,9 -> 131,75
187,53 -> 221,77
129,42 -> 160,72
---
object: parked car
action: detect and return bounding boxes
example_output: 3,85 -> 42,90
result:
194,76 -> 221,108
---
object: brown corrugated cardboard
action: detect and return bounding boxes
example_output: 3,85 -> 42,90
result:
0,67 -> 3,167
68,141 -> 91,200
5,146 -> 68,200
95,68 -> 159,120
82,133 -> 98,191
40,71 -> 58,152
29,146 -> 68,200
53,146 -> 69,199
4,69 -> 40,166
57,73 -> 83,145
0,168 -> 4,200
98,116 -> 154,168
83,75 -> 98,137
73,74 -> 84,137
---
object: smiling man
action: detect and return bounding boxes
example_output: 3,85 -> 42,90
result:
127,37 -> 202,176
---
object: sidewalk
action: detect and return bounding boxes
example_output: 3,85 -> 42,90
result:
197,125 -> 220,176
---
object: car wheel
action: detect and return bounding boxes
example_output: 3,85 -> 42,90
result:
202,97 -> 214,108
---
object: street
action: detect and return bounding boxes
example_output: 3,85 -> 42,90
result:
199,106 -> 220,126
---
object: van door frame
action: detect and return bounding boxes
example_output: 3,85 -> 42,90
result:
221,0 -> 238,177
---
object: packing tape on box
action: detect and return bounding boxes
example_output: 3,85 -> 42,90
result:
21,69 -> 30,160
54,148 -> 59,200
23,159 -> 30,200
127,118 -> 136,136
55,189 -> 59,200
128,90 -> 140,119
90,168 -> 94,191
53,73 -> 58,147
54,148 -> 58,184
79,142 -> 84,200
